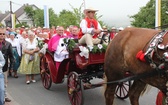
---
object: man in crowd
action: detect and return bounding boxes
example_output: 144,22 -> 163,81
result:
47,26 -> 68,70
110,27 -> 117,40
78,7 -> 106,46
0,27 -> 6,105
101,26 -> 110,44
0,27 -> 14,102
68,26 -> 79,39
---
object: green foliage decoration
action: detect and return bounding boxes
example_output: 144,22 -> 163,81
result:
37,40 -> 45,49
63,38 -> 107,53
63,38 -> 76,52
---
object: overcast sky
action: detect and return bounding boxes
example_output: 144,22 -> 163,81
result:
0,0 -> 150,27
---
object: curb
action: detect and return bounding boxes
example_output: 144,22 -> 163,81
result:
5,93 -> 20,105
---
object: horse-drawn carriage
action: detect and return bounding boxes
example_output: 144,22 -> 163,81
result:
39,37 -> 131,105
39,27 -> 168,105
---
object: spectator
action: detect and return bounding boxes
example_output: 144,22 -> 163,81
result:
68,26 -> 79,39
110,27 -> 117,39
15,30 -> 22,39
8,32 -> 21,78
20,25 -> 25,34
118,27 -> 124,32
0,27 -> 14,102
0,50 -> 5,105
50,26 -> 57,38
18,30 -> 40,84
101,26 -> 110,44
78,7 -> 106,46
19,31 -> 28,47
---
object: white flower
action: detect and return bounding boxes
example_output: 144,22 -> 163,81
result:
79,46 -> 89,59
66,38 -> 69,43
87,45 -> 93,52
97,44 -> 103,49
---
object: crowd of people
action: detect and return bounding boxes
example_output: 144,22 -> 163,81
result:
0,7 -> 125,105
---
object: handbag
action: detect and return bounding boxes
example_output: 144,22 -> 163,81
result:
29,55 -> 34,61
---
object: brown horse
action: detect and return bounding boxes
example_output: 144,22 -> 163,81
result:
104,27 -> 168,105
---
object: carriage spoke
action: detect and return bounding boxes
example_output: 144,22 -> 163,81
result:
40,55 -> 52,89
67,72 -> 83,105
115,81 -> 131,99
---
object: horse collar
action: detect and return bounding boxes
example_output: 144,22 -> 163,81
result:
144,30 -> 168,70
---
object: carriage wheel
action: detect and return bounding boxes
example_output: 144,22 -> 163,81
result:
40,55 -> 52,89
115,81 -> 131,99
67,72 -> 84,105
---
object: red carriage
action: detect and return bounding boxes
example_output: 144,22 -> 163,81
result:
39,38 -> 131,105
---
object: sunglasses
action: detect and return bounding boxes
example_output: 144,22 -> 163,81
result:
0,33 -> 5,35
88,11 -> 95,13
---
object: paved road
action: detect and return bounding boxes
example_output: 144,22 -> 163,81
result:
7,74 -> 158,105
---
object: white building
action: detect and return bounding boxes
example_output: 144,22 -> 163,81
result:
0,4 -> 38,28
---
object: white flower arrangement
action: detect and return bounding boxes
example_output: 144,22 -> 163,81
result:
79,46 -> 89,59
88,44 -> 107,53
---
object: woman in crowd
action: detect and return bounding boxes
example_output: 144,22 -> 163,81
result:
8,32 -> 21,78
18,30 -> 40,84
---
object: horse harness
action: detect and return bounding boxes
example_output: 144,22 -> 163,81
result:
144,30 -> 168,70
143,30 -> 168,104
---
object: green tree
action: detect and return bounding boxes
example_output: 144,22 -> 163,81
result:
70,4 -> 107,28
69,3 -> 85,25
25,7 -> 58,27
48,8 -> 58,27
33,8 -> 58,27
24,6 -> 36,26
33,9 -> 44,27
15,23 -> 29,28
57,9 -> 78,28
130,0 -> 168,29
24,4 -> 107,28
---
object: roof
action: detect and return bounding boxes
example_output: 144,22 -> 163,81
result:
0,11 -> 10,21
5,4 -> 38,21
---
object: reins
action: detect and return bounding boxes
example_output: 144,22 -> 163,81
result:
91,69 -> 166,88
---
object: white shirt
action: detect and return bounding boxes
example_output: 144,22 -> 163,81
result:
80,19 -> 102,34
24,38 -> 38,50
54,38 -> 69,62
8,38 -> 21,56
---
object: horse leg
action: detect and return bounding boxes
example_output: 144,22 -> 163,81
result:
129,80 -> 146,105
104,84 -> 117,105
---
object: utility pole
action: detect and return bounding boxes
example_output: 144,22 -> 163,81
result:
9,1 -> 12,28
10,1 -> 12,13
9,1 -> 20,28
155,0 -> 161,30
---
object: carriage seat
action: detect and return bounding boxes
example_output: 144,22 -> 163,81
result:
70,44 -> 105,69
69,46 -> 88,69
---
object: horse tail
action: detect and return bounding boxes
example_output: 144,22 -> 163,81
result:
140,84 -> 152,96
